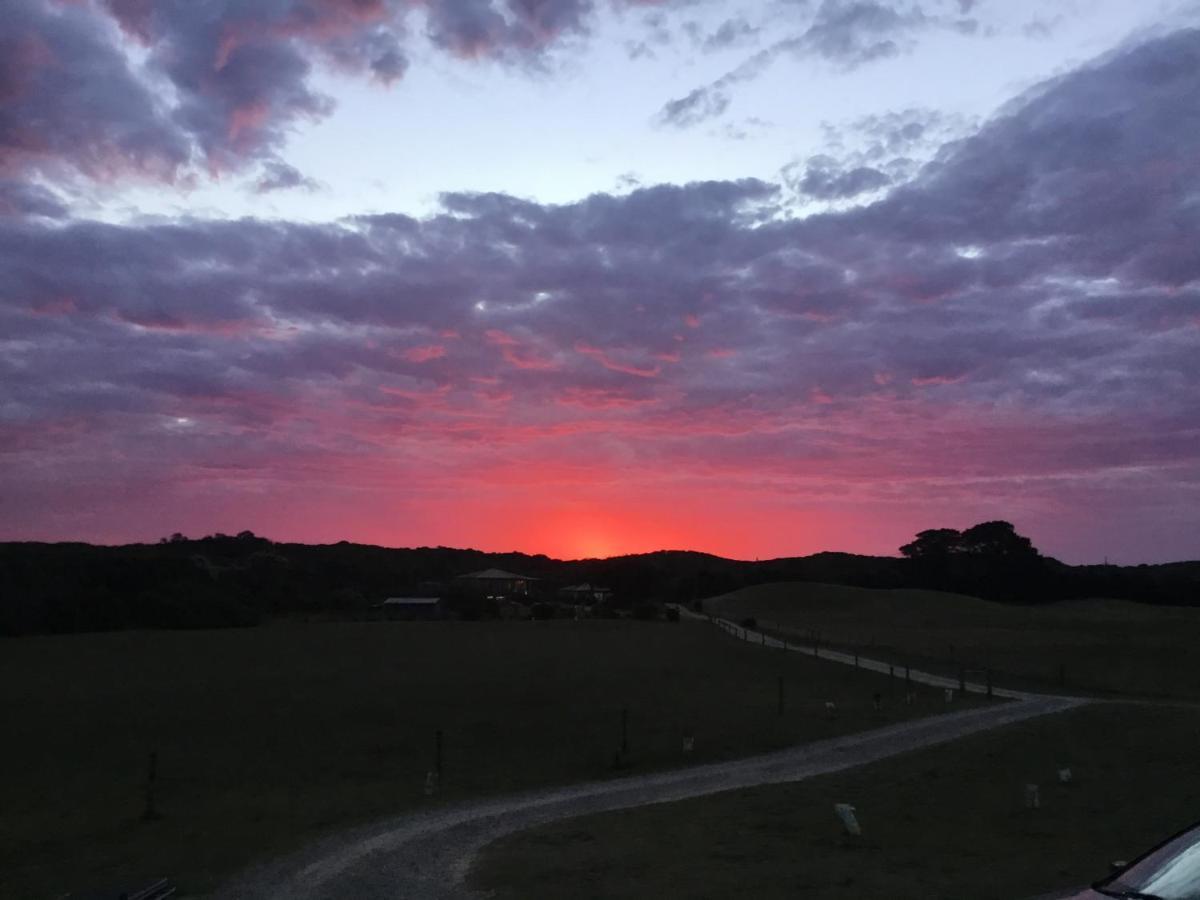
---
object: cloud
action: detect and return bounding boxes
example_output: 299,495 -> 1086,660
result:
253,160 -> 320,194
657,0 -> 983,128
0,179 -> 67,219
1,0 -> 191,183
3,0 -> 670,193
421,0 -> 594,60
799,0 -> 923,66
656,85 -> 732,127
701,17 -> 761,52
2,28 -> 1200,560
785,154 -> 891,200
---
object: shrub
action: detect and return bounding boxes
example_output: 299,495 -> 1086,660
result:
530,602 -> 556,620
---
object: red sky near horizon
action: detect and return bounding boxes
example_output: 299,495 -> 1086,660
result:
1,2 -> 1198,566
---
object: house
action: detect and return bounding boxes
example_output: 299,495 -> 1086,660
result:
374,597 -> 443,620
558,583 -> 613,604
454,568 -> 536,598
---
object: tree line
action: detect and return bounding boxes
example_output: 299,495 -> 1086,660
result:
0,524 -> 1196,636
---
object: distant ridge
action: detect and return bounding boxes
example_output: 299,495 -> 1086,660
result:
1,536 -> 1197,636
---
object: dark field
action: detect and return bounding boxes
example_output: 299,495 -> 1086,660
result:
709,582 -> 1200,698
0,619 -> 965,898
473,702 -> 1200,900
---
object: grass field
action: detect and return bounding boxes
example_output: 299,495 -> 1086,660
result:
707,582 -> 1200,698
0,619 -> 969,898
473,702 -> 1200,900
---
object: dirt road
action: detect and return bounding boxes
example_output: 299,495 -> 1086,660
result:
219,688 -> 1086,899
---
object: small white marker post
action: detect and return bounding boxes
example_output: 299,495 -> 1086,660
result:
944,688 -> 955,703
835,803 -> 862,836
1058,768 -> 1073,784
424,771 -> 438,797
1024,784 -> 1040,809
682,735 -> 695,754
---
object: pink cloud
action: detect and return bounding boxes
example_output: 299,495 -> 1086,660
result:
402,344 -> 446,363
486,329 -> 558,370
574,341 -> 660,378
911,374 -> 967,387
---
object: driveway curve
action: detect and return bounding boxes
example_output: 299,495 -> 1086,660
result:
218,691 -> 1087,899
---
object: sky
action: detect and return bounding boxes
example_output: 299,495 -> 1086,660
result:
1,0 -> 1198,564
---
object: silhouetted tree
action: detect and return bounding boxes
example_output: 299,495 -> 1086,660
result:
899,528 -> 963,560
958,521 -> 1037,559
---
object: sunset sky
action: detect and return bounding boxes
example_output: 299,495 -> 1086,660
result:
2,0 -> 1198,563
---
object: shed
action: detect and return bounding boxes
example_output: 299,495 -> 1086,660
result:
454,568 -> 537,597
558,583 -> 613,604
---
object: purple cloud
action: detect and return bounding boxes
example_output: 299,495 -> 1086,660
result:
1,0 -> 190,183
786,155 -> 891,199
1,27 -> 1199,561
2,0 -> 669,196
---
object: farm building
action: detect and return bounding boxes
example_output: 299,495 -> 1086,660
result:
373,597 -> 443,620
558,583 -> 613,604
454,568 -> 537,598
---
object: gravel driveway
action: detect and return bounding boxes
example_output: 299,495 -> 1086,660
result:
217,619 -> 1087,900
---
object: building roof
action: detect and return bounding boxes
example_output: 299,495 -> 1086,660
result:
382,597 -> 441,606
456,568 -> 537,581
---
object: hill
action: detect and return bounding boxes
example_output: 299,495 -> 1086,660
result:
1,533 -> 1197,636
706,581 -> 1200,698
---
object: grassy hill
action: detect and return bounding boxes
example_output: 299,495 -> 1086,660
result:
706,581 -> 1200,698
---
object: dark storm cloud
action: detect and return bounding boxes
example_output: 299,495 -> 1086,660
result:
2,28 -> 1198,526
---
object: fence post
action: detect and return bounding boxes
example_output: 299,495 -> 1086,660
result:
435,729 -> 443,787
958,666 -> 966,693
986,669 -> 994,699
142,750 -> 159,821
777,675 -> 784,716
